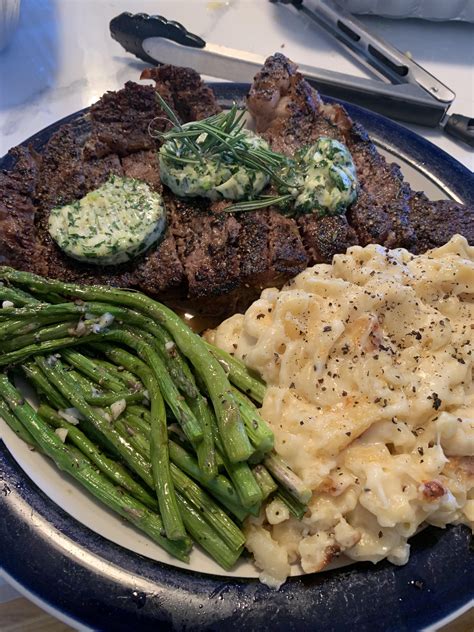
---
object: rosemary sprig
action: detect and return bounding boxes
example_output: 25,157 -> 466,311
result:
151,93 -> 357,217
224,194 -> 293,213
152,93 -> 290,188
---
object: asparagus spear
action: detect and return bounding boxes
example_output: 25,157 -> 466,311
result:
21,361 -> 69,410
0,320 -> 80,354
170,463 -> 245,551
38,404 -> 157,510
209,410 -> 263,509
204,341 -> 265,404
0,314 -> 76,339
63,369 -> 146,406
1,300 -> 198,399
0,333 -> 108,367
187,394 -> 217,481
264,452 -> 312,504
61,348 -> 125,392
168,440 -> 248,522
132,325 -> 217,480
90,358 -> 143,390
147,359 -> 187,541
275,486 -> 308,520
0,302 -> 87,319
126,404 -> 151,423
114,417 -> 150,458
0,285 -> 41,306
35,355 -> 153,485
176,492 -> 243,571
0,395 -> 36,446
93,339 -> 202,446
231,387 -> 273,454
0,376 -> 191,560
121,411 -> 151,436
39,353 -> 186,541
252,464 -> 278,500
0,269 -> 252,463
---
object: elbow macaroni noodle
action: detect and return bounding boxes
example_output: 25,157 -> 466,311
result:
210,235 -> 474,588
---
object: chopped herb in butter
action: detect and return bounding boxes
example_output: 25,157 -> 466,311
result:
280,137 -> 358,215
159,128 -> 270,201
48,176 -> 166,265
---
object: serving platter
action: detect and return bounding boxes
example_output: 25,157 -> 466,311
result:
0,83 -> 473,631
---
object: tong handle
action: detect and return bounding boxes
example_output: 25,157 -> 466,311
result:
444,114 -> 474,148
110,12 -> 205,65
278,0 -> 455,105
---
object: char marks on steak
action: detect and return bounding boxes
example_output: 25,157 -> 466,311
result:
0,57 -> 472,316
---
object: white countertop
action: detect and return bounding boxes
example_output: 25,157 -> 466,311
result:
0,0 -> 473,169
0,0 -> 473,613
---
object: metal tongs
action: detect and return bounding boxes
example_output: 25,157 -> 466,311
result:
110,0 -> 474,147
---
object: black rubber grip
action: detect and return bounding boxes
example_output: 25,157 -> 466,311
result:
110,12 -> 205,65
444,114 -> 474,148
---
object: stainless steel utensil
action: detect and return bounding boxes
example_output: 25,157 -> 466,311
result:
109,9 -> 473,147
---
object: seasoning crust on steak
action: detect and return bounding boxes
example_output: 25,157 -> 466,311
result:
0,56 -> 473,316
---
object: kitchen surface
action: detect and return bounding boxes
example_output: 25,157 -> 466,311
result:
0,1 -> 473,630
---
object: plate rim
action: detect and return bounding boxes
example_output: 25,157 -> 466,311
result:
1,82 -> 473,632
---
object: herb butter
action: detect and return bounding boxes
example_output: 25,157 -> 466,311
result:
48,176 -> 166,265
281,137 -> 358,216
159,128 -> 270,201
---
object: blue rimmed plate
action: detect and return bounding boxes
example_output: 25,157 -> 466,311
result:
1,84 -> 473,631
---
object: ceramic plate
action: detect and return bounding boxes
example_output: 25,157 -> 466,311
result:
0,84 -> 473,631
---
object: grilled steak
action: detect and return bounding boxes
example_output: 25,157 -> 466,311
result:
248,54 -> 418,252
0,57 -> 472,316
0,147 -> 46,273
